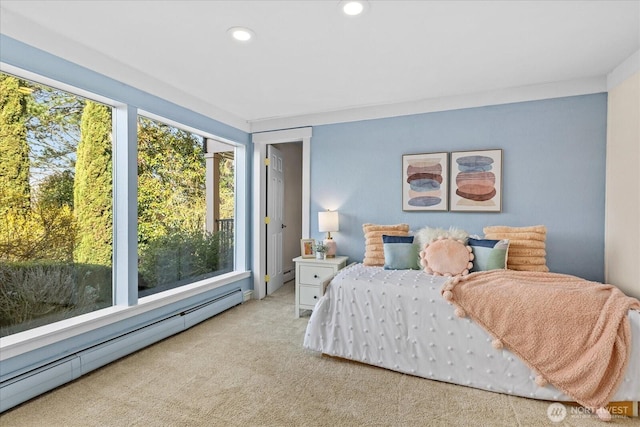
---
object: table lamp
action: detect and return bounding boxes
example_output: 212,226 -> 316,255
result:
318,210 -> 339,258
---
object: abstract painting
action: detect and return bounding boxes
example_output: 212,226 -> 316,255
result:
450,149 -> 502,212
402,152 -> 449,211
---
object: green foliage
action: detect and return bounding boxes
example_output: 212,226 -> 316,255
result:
0,261 -> 112,336
24,78 -> 84,179
136,118 -> 235,291
138,229 -> 229,288
0,74 -> 31,216
0,74 -> 80,265
74,101 -> 112,266
37,169 -> 75,209
137,116 -> 206,248
0,204 -> 75,262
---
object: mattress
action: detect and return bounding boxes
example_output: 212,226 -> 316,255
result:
303,264 -> 640,403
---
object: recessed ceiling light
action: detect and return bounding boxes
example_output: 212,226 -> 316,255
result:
339,0 -> 369,16
227,26 -> 255,42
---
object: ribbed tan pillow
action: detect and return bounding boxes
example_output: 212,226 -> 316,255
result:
362,223 -> 410,266
483,225 -> 549,272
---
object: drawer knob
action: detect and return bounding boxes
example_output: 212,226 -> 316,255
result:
313,295 -> 317,299
313,274 -> 319,278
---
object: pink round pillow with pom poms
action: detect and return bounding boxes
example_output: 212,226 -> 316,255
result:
420,237 -> 474,277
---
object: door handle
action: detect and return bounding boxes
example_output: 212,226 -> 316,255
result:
281,224 -> 287,229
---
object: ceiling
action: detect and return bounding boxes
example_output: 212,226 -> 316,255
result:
1,1 -> 639,132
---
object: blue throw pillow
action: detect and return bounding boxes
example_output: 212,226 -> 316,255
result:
382,235 -> 421,270
468,237 -> 509,272
382,235 -> 414,244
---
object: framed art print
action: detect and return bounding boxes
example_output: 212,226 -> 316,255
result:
300,238 -> 316,258
402,152 -> 449,211
450,149 -> 502,212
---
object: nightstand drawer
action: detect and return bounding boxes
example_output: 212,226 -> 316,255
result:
299,266 -> 334,285
299,285 -> 322,307
293,255 -> 348,318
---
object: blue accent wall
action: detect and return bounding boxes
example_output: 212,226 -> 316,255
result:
310,95 -> 607,281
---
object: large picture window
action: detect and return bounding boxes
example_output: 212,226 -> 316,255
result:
0,72 -> 113,336
0,71 -> 240,338
137,116 -> 235,297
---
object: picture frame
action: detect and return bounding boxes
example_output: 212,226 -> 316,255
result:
450,149 -> 502,212
402,152 -> 449,211
300,238 -> 316,258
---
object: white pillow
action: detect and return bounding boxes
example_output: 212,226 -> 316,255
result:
414,226 -> 469,251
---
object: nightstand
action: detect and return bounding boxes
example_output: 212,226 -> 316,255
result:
293,255 -> 348,318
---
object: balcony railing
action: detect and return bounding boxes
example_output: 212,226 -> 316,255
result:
216,218 -> 234,270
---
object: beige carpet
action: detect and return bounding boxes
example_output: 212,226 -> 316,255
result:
1,281 -> 636,427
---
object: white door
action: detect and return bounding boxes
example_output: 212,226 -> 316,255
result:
266,145 -> 285,295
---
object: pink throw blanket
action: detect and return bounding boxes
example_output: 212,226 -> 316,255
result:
442,270 -> 640,414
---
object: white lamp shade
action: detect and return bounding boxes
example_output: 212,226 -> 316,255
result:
318,211 -> 339,233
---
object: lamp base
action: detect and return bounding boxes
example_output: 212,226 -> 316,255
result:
324,238 -> 337,258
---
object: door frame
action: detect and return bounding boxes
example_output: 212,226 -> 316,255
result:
252,127 -> 312,300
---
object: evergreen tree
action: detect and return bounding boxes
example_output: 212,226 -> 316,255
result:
0,74 -> 30,217
37,170 -> 75,210
0,74 -> 76,262
24,79 -> 83,180
73,101 -> 112,265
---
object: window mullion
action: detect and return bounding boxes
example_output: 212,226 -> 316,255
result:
113,105 -> 138,306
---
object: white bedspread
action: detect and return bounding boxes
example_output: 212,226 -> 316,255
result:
303,264 -> 640,402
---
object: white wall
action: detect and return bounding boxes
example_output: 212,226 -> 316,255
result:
605,60 -> 640,298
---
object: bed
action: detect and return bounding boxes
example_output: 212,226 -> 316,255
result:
303,264 -> 640,420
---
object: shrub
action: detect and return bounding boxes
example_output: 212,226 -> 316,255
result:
138,229 -> 230,289
0,261 -> 111,337
0,205 -> 75,262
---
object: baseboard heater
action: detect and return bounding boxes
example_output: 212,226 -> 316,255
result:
0,287 -> 242,413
